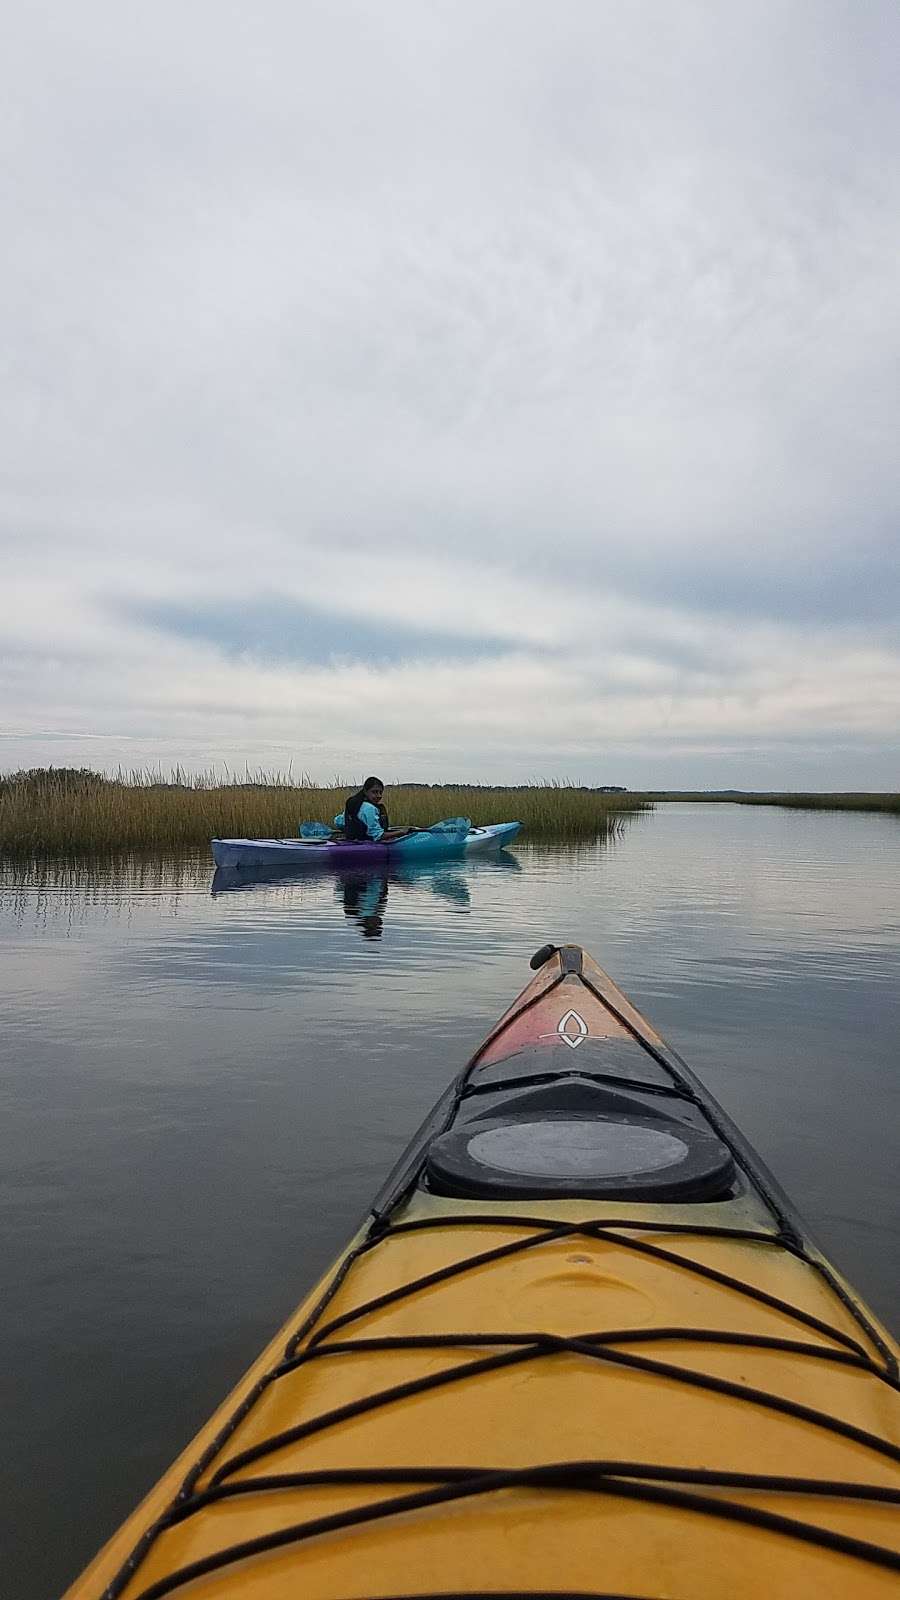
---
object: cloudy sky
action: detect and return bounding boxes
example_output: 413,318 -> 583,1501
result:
3,1 -> 898,787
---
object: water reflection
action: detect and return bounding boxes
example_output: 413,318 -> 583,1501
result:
339,873 -> 388,938
210,853 -> 521,937
0,852 -> 208,931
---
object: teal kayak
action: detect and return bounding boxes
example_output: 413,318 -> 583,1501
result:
210,821 -> 521,870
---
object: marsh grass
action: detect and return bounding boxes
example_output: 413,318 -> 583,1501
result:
0,768 -> 649,856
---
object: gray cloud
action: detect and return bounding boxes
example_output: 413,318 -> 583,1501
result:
121,596 -> 521,665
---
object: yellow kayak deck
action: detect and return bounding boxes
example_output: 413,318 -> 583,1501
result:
65,948 -> 900,1599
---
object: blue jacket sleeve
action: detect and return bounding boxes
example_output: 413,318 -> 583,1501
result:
358,801 -> 385,840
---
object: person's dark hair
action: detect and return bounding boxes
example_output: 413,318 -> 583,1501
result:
363,775 -> 384,791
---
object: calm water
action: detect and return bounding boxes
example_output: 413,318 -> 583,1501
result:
2,803 -> 898,1598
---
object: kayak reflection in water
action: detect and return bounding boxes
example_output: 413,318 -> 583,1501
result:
340,872 -> 389,939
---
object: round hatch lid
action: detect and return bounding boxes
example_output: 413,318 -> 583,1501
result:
425,1112 -> 735,1201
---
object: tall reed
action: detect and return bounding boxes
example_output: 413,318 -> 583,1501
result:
0,768 -> 650,856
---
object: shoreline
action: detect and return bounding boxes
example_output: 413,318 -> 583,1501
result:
634,791 -> 900,813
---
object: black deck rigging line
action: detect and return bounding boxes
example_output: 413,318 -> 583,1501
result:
387,1210 -> 894,1374
802,1251 -> 898,1377
585,1223 -> 882,1358
461,1070 -> 692,1101
207,1327 -> 900,1490
125,1462 -> 900,1600
388,1212 -> 783,1241
302,1223 -> 575,1351
275,1326 -> 886,1378
159,1461 -> 900,1526
304,1218 -> 873,1362
259,1594 -> 667,1600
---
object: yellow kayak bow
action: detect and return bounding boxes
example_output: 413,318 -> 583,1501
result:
65,945 -> 900,1599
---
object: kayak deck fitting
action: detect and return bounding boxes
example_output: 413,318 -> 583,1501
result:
65,946 -> 900,1599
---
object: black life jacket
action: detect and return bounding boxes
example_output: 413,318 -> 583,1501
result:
343,791 -> 371,841
343,792 -> 389,841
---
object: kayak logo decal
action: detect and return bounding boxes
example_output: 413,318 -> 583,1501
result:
541,1009 -> 589,1049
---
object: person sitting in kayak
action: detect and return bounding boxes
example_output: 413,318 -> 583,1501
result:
334,777 -> 389,842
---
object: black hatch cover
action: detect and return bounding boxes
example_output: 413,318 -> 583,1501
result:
425,1110 -> 735,1202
